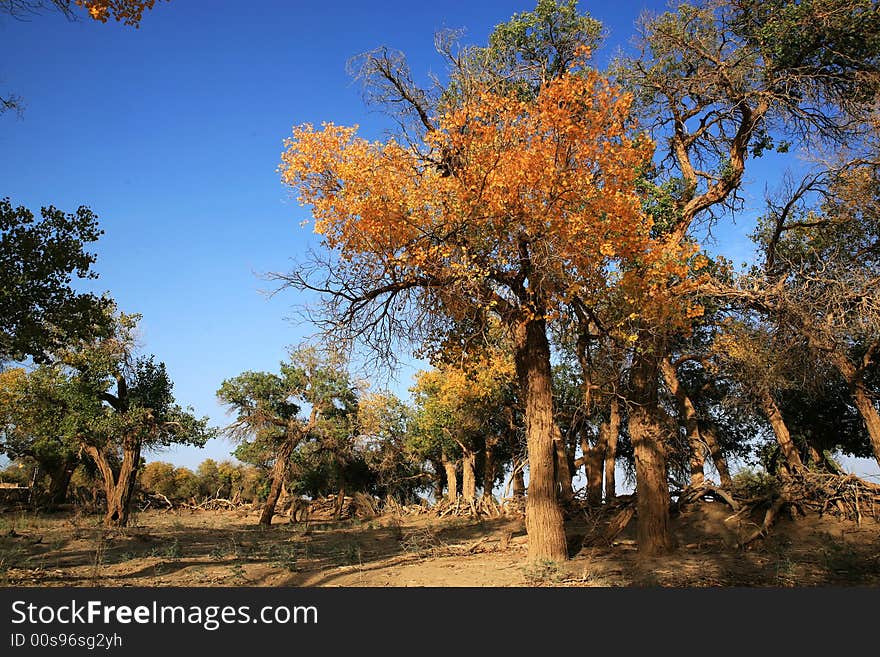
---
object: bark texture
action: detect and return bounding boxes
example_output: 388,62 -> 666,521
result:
628,344 -> 673,555
513,317 -> 568,562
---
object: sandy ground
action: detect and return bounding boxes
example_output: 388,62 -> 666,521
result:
1,502 -> 878,587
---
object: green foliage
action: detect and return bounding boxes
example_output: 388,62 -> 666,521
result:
0,366 -> 83,489
0,310 -> 213,516
219,345 -> 366,500
0,198 -> 112,363
733,0 -> 880,105
357,392 -> 426,501
486,0 -> 602,82
56,311 -> 215,453
729,468 -> 778,499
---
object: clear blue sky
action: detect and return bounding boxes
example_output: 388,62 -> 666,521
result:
2,0 -> 875,479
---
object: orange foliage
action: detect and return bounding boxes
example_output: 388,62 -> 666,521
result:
76,0 -> 162,26
280,57 -> 699,337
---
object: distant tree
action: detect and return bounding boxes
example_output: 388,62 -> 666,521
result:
139,461 -> 176,498
195,458 -> 231,499
217,346 -> 356,526
0,198 -> 111,363
356,392 -> 426,503
0,459 -> 32,486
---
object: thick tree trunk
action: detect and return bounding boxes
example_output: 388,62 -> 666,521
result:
260,436 -> 294,527
807,442 -> 823,468
628,344 -> 673,555
659,357 -> 705,486
461,447 -> 476,503
113,439 -> 141,527
701,423 -> 733,488
442,455 -> 458,500
759,389 -> 804,473
83,445 -> 116,509
850,383 -> 880,466
46,459 -> 77,507
513,317 -> 568,562
604,396 -> 620,501
585,445 -> 604,507
84,438 -> 141,528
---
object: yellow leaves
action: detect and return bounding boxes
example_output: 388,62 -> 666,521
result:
0,368 -> 27,407
692,253 -> 710,271
686,304 -> 705,320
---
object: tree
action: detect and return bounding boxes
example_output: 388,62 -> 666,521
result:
0,312 -> 211,524
0,366 -> 81,505
279,29 -> 702,559
0,198 -> 111,363
713,318 -> 810,473
409,364 -> 513,504
59,311 -> 212,526
356,391 -> 426,503
217,346 -> 356,527
606,0 -> 880,553
710,160 -> 880,466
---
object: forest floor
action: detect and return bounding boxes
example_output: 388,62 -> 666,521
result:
1,502 -> 878,587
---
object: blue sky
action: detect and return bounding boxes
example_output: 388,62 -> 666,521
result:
2,0 -> 874,479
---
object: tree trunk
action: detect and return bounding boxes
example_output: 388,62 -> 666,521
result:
554,436 -> 574,504
513,317 -> 568,562
442,455 -> 458,500
260,436 -> 294,527
580,430 -> 605,507
482,438 -> 498,500
334,483 -> 346,519
83,439 -> 141,528
46,458 -> 77,507
701,423 -> 732,488
512,457 -> 526,498
603,396 -> 620,501
430,458 -> 446,504
807,442 -> 823,468
628,344 -> 673,555
850,383 -> 880,467
827,353 -> 880,468
758,388 -> 803,473
83,445 -> 116,513
461,447 -> 476,503
111,438 -> 141,527
659,357 -> 705,486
